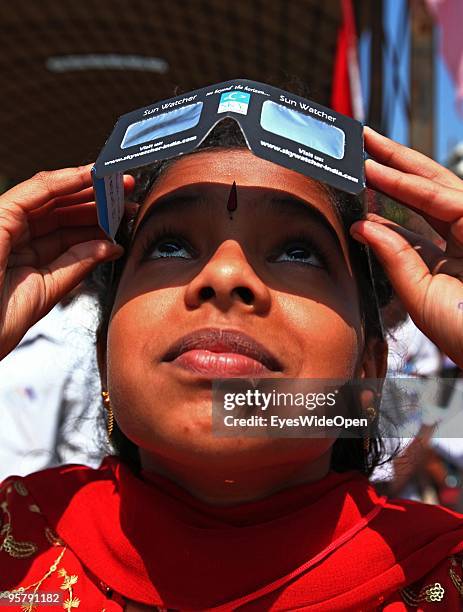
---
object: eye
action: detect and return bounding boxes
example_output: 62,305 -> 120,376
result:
143,235 -> 194,260
271,239 -> 326,269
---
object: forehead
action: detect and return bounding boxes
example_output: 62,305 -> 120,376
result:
135,149 -> 345,236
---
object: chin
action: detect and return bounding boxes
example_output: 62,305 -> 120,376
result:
131,417 -> 285,460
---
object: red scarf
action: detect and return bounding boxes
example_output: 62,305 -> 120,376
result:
24,457 -> 463,610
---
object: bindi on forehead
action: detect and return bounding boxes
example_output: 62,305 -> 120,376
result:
227,181 -> 238,219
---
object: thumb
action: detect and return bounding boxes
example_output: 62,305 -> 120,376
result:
41,240 -> 123,307
350,219 -> 432,319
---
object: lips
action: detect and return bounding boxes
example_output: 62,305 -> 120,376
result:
162,328 -> 282,376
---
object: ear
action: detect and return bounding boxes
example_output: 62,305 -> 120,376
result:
96,329 -> 108,390
358,335 -> 388,410
359,335 -> 388,380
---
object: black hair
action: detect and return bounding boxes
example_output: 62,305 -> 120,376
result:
91,118 -> 394,477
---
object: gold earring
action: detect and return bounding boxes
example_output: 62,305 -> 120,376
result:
363,404 -> 377,453
101,390 -> 114,439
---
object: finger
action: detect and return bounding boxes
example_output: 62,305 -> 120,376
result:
446,217 -> 463,258
48,175 -> 135,210
433,257 -> 463,279
410,212 -> 449,240
28,203 -> 99,239
363,213 -> 463,279
38,186 -> 97,209
26,177 -> 135,237
364,126 -> 463,190
0,165 -> 94,214
0,171 -> 131,273
349,218 -> 432,321
37,192 -> 138,235
28,175 -> 136,220
0,188 -> 98,246
360,213 -> 445,272
29,196 -> 139,242
16,197 -> 139,252
123,175 -> 136,194
40,240 -> 124,309
2,204 -> 99,257
9,226 -> 108,267
366,158 -> 463,234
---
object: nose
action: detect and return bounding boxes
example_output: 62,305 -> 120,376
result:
184,240 -> 271,315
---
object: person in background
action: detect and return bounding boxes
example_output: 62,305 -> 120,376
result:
370,294 -> 443,499
0,284 -> 104,481
383,294 -> 442,378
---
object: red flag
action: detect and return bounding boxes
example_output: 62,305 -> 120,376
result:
331,0 -> 364,120
426,0 -> 463,115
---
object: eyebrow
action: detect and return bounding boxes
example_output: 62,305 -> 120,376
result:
133,194 -> 207,239
133,192 -> 344,250
267,196 -> 343,249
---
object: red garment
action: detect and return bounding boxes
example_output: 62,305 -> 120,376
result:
1,456 -> 463,611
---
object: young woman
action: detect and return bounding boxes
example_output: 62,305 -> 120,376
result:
1,118 -> 463,611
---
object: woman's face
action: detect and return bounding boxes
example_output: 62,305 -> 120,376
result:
104,149 -> 384,493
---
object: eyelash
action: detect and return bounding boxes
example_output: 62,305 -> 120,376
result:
269,232 -> 330,270
140,225 -> 197,261
140,226 -> 330,270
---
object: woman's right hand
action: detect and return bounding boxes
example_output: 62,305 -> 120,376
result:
0,165 -> 130,360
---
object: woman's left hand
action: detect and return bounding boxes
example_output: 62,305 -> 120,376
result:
350,127 -> 463,368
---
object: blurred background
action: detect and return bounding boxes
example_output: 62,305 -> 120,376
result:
1,0 -> 463,183
1,0 -> 463,508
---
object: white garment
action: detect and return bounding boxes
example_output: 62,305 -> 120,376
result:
386,316 -> 441,377
380,329 -> 463,485
371,316 -> 441,483
0,295 -> 104,481
429,379 -> 463,468
442,354 -> 458,369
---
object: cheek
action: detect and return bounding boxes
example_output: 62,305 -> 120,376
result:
275,293 -> 361,378
105,288 -> 185,432
110,282 -> 183,349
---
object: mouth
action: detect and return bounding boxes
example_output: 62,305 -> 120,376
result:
162,328 -> 283,377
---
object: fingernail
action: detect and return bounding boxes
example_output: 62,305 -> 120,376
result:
365,212 -> 384,222
99,242 -> 124,260
350,232 -> 369,245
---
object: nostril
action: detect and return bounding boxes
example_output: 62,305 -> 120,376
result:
235,286 -> 254,305
199,286 -> 215,301
197,286 -> 254,305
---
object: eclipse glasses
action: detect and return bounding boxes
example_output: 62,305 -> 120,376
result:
92,79 -> 365,239
92,79 -> 384,339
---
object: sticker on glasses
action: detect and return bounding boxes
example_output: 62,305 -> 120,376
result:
218,91 -> 251,115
